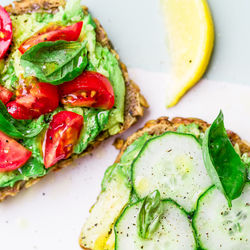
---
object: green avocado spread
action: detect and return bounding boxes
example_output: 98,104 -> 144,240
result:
0,0 -> 125,188
101,123 -> 204,193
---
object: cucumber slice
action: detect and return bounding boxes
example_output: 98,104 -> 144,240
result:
193,183 -> 250,250
132,132 -> 212,212
115,200 -> 197,250
80,169 -> 131,250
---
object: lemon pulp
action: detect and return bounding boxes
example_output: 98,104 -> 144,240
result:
162,0 -> 214,107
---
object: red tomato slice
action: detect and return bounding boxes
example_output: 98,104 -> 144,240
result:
6,101 -> 36,120
59,71 -> 115,110
43,111 -> 83,168
0,6 -> 12,59
7,82 -> 59,119
0,85 -> 13,104
18,21 -> 83,54
0,131 -> 31,172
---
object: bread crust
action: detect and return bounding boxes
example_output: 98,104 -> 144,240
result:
116,116 -> 250,162
0,0 -> 148,202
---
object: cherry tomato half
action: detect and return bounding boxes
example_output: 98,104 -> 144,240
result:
43,111 -> 83,168
7,82 -> 59,119
0,85 -> 13,104
0,131 -> 31,172
0,6 -> 12,59
59,71 -> 115,110
6,101 -> 35,120
18,21 -> 83,54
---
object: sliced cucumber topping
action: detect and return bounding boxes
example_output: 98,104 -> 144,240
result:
193,182 -> 250,249
80,170 -> 131,250
115,199 -> 197,250
132,132 -> 212,212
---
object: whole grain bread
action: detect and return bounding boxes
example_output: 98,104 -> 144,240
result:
0,0 -> 148,202
79,116 -> 250,249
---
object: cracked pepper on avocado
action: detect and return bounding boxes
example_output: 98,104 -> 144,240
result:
0,0 -> 146,198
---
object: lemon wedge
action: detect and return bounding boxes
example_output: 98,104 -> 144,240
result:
162,0 -> 214,107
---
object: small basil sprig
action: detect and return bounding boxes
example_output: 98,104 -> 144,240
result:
0,101 -> 45,139
202,111 -> 247,206
21,40 -> 88,85
138,190 -> 163,239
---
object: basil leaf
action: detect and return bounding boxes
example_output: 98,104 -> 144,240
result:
0,105 -> 22,138
21,40 -> 88,85
0,101 -> 45,139
202,111 -> 247,206
74,109 -> 110,154
138,190 -> 163,239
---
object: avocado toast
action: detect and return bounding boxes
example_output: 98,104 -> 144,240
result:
0,0 -> 148,201
79,114 -> 250,250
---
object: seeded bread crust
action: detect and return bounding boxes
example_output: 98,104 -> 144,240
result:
80,116 -> 250,249
116,116 -> 250,162
0,0 -> 148,202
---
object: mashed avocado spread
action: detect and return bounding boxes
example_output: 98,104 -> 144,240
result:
0,0 -> 125,188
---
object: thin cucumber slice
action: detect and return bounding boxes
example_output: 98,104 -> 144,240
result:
193,183 -> 250,250
132,132 -> 212,212
80,169 -> 131,249
115,200 -> 197,250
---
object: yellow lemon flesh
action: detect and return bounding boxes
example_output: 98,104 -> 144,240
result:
162,0 -> 214,107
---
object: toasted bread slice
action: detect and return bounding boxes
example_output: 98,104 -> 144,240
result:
0,0 -> 148,202
79,116 -> 250,250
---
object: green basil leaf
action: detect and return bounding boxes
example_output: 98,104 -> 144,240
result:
138,190 -> 163,239
202,111 -> 247,206
74,109 -> 110,154
0,101 -> 45,139
21,40 -> 88,85
0,106 -> 22,138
